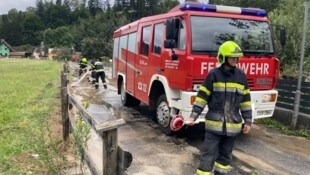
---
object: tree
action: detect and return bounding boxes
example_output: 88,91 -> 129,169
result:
268,0 -> 310,78
103,0 -> 112,12
23,12 -> 44,46
63,0 -> 71,11
269,0 -> 305,66
158,0 -> 179,14
56,0 -> 62,5
43,26 -> 74,47
0,10 -> 26,46
88,0 -> 103,16
81,37 -> 109,59
35,0 -> 46,24
48,3 -> 71,28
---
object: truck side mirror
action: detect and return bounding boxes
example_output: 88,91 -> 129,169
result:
164,39 -> 176,48
164,18 -> 180,61
164,40 -> 178,60
165,18 -> 180,41
280,27 -> 286,48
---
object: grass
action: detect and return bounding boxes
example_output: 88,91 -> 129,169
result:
257,118 -> 310,139
0,59 -> 65,174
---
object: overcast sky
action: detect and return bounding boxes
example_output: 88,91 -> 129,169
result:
0,0 -> 37,15
0,0 -> 210,15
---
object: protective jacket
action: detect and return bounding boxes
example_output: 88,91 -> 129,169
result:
94,60 -> 107,89
191,66 -> 252,136
94,61 -> 104,72
90,59 -> 96,71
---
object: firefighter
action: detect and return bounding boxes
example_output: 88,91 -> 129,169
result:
79,57 -> 88,76
188,41 -> 252,175
90,58 -> 96,84
94,58 -> 107,89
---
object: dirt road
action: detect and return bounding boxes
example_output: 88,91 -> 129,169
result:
69,63 -> 310,175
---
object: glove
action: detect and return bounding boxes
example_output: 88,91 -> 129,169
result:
190,112 -> 199,120
187,116 -> 196,126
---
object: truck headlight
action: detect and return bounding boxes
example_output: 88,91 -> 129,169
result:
261,94 -> 276,103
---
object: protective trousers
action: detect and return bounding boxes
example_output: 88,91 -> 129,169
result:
91,71 -> 96,84
95,71 -> 107,89
196,131 -> 236,175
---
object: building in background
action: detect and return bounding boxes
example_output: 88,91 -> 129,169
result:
0,39 -> 14,57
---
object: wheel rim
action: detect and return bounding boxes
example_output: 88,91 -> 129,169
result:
157,101 -> 170,127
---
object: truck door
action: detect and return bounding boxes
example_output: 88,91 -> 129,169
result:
119,35 -> 134,95
148,22 -> 165,83
162,19 -> 188,89
135,25 -> 152,103
126,33 -> 136,95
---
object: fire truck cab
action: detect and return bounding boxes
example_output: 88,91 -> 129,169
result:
112,2 -> 285,134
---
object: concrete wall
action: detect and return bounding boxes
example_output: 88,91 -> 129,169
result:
273,107 -> 310,129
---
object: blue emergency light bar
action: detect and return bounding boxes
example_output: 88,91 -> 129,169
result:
179,2 -> 267,17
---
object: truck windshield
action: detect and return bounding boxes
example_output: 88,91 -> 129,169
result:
191,16 -> 274,55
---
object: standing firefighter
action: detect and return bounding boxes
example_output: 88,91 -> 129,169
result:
94,58 -> 107,89
188,41 -> 252,175
90,58 -> 96,84
79,57 -> 88,76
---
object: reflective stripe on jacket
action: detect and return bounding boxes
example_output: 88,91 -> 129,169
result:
94,61 -> 104,72
192,66 -> 252,136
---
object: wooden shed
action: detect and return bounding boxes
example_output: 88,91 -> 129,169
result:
0,39 -> 14,57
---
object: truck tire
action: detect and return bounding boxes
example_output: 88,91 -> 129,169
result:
120,81 -> 141,107
156,94 -> 173,135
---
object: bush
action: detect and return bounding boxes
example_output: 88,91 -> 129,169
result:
55,55 -> 70,61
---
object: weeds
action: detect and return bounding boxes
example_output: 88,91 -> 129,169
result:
257,118 -> 310,139
72,102 -> 91,173
0,59 -> 64,174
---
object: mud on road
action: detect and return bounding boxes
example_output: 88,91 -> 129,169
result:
68,63 -> 310,175
70,72 -> 253,175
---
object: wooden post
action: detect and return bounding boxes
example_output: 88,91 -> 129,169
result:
61,71 -> 69,140
96,119 -> 126,175
63,61 -> 69,74
102,129 -> 118,175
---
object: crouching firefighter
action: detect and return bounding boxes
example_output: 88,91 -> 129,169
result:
94,58 -> 107,89
79,57 -> 88,76
187,41 -> 252,175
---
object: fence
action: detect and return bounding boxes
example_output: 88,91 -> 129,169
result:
276,79 -> 310,115
60,62 -> 132,175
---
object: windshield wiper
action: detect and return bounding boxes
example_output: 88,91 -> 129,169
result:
192,50 -> 217,55
243,51 -> 274,56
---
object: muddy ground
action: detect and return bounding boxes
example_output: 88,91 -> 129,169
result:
67,63 -> 310,175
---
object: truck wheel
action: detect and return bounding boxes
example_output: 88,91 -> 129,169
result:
156,94 -> 173,135
120,81 -> 141,107
121,81 -> 130,106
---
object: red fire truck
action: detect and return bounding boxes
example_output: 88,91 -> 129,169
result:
112,1 -> 285,134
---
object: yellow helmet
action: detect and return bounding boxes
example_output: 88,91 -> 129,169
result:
82,58 -> 87,62
217,41 -> 243,64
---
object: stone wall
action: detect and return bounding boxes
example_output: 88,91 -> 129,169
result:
273,107 -> 310,129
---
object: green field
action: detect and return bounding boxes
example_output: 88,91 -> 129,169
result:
0,59 -> 65,174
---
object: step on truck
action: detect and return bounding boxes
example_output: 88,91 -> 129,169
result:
112,1 -> 286,135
